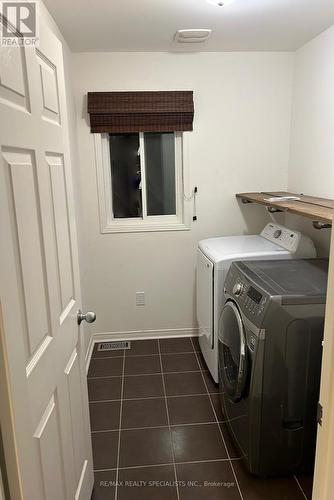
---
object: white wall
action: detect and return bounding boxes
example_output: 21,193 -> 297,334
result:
286,26 -> 334,256
72,52 -> 294,339
42,3 -> 334,351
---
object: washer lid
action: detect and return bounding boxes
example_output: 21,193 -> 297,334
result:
198,235 -> 288,264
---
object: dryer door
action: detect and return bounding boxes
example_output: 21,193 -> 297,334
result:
219,301 -> 248,402
196,250 -> 214,348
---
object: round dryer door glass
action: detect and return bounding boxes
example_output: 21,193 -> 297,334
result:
219,301 -> 247,402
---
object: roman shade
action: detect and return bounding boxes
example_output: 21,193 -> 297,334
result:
87,91 -> 194,133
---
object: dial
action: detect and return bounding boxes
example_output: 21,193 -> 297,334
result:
274,229 -> 282,239
233,283 -> 244,296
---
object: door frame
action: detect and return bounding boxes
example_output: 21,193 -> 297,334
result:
312,225 -> 334,500
0,302 -> 23,500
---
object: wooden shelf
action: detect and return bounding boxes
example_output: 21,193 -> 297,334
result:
236,191 -> 333,226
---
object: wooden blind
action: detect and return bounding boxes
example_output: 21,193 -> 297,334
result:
87,91 -> 194,133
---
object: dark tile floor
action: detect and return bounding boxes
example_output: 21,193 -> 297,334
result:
88,337 -> 313,500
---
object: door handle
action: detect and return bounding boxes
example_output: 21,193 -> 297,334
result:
77,310 -> 96,326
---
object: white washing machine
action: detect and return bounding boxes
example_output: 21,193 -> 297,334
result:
196,223 -> 316,383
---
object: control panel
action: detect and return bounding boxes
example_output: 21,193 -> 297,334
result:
230,278 -> 267,319
244,286 -> 267,317
260,223 -> 301,253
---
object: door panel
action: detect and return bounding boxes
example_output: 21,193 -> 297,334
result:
0,14 -> 93,500
0,45 -> 30,111
34,396 -> 67,500
65,350 -> 87,481
36,48 -> 60,124
47,153 -> 75,315
2,148 -> 50,356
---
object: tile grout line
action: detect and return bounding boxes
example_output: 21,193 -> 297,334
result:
114,349 -> 125,500
92,349 -> 201,360
93,457 -> 243,473
293,475 -> 309,500
158,339 -> 181,500
190,337 -> 245,500
91,420 -> 231,434
89,392 -> 218,403
88,368 -> 209,380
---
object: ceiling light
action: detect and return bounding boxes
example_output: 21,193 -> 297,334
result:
174,29 -> 212,43
206,0 -> 235,6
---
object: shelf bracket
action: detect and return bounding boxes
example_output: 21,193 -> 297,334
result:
266,206 -> 283,214
313,221 -> 332,230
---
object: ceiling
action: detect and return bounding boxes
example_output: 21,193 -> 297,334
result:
44,0 -> 334,52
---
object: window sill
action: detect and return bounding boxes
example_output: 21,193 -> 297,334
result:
101,221 -> 191,234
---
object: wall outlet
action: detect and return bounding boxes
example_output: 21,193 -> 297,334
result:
136,292 -> 145,306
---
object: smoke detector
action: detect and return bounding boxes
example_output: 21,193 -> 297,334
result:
207,0 -> 235,6
174,29 -> 212,44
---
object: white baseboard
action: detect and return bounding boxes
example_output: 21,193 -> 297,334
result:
85,327 -> 199,374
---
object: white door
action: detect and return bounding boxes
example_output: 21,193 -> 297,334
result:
0,14 -> 93,500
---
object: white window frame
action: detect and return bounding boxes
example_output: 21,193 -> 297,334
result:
94,131 -> 191,233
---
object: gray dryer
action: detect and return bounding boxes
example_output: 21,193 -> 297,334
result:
219,258 -> 328,477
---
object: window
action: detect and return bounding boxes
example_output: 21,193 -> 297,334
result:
110,132 -> 176,218
88,90 -> 194,232
95,132 -> 190,233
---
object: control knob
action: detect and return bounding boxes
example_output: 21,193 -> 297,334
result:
274,229 -> 282,239
233,283 -> 244,297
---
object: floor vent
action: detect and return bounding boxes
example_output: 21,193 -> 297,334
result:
97,341 -> 131,351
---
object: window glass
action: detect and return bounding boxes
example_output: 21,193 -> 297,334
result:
144,132 -> 176,216
109,134 -> 142,218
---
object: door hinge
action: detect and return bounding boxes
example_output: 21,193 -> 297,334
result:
317,402 -> 323,426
